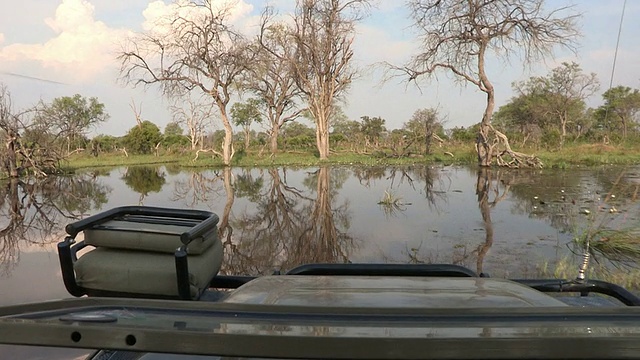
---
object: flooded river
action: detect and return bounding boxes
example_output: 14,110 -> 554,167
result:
2,164 -> 640,307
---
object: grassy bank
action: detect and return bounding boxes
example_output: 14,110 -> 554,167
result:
62,143 -> 640,171
62,146 -> 477,171
62,153 -> 184,170
535,144 -> 640,168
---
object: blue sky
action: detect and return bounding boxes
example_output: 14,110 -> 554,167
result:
0,0 -> 638,136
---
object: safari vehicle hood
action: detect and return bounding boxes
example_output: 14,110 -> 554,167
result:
2,276 -> 640,359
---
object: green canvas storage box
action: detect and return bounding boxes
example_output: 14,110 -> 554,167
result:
59,206 -> 222,300
83,218 -> 218,254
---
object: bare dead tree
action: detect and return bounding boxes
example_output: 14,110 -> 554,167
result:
0,174 -> 110,274
169,95 -> 214,151
254,17 -> 305,154
0,85 -> 63,178
129,99 -> 143,129
0,85 -> 20,178
119,0 -> 252,165
263,0 -> 370,160
390,0 -> 580,168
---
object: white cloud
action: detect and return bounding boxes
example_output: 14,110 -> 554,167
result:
44,0 -> 97,33
0,33 -> 4,45
0,0 -> 128,82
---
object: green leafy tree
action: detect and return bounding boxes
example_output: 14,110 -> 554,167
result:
494,92 -> 547,132
282,122 -> 315,150
493,92 -> 551,147
124,121 -> 163,154
162,121 -> 188,149
450,125 -> 477,143
514,62 -> 599,147
282,122 -> 314,138
595,86 -> 640,139
403,108 -> 443,155
332,118 -> 362,150
164,121 -> 183,136
37,94 -> 109,154
90,134 -> 119,155
163,134 -> 190,149
332,119 -> 361,138
231,99 -> 262,150
360,116 -> 386,149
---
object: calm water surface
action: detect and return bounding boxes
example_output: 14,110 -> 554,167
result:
2,164 -> 640,307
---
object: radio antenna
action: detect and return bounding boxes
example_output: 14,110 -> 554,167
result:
602,0 -> 627,129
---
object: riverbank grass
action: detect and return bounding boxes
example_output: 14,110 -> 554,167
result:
536,144 -> 640,167
63,146 -> 476,171
61,142 -> 640,171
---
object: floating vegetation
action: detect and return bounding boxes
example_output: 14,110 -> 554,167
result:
377,189 -> 412,217
378,189 -> 400,205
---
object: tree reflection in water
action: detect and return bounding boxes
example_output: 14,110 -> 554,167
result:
391,167 -> 513,275
225,167 -> 355,275
171,167 -> 235,244
121,166 -> 166,205
0,174 -> 111,274
5,164 -> 640,293
474,168 -> 513,275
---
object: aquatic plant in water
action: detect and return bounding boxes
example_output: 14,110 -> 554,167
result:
377,189 -> 412,217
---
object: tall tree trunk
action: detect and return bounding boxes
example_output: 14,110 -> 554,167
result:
316,126 -> 329,160
476,44 -> 496,167
474,44 -> 540,168
270,128 -> 279,154
244,126 -> 251,150
560,111 -> 567,148
220,110 -> 234,166
476,89 -> 496,167
5,131 -> 19,178
190,126 -> 198,150
477,124 -> 492,167
316,112 -> 330,160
